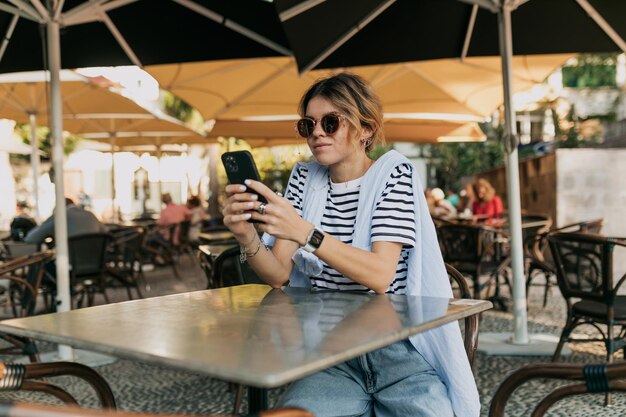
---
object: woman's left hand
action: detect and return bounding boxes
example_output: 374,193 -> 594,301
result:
244,179 -> 312,246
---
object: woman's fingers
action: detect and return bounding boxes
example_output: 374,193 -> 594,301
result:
243,180 -> 278,203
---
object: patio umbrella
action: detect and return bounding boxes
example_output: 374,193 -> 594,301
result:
273,0 -> 626,351
202,118 -> 486,147
0,0 -> 291,347
147,54 -> 570,120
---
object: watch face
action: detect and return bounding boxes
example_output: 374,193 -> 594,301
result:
310,229 -> 324,248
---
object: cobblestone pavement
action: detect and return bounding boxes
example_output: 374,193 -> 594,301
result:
0,260 -> 624,416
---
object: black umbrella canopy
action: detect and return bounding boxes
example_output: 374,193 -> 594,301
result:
275,0 -> 626,73
0,0 -> 291,73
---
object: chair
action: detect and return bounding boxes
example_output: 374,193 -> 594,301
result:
437,224 -> 511,307
445,263 -> 480,369
67,233 -> 112,308
526,218 -> 604,306
548,232 -> 626,363
105,228 -> 146,299
0,251 -> 55,361
0,361 -> 116,409
0,401 -> 313,417
211,245 -> 264,288
171,220 -> 197,265
488,361 -> 626,417
0,242 -> 39,261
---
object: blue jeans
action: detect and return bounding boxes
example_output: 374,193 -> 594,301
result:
277,340 -> 453,417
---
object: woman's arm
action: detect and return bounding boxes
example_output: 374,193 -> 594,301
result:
244,180 -> 405,294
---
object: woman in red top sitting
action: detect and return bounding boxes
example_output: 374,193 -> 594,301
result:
471,178 -> 503,223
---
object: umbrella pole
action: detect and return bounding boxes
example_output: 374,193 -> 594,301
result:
478,3 -> 568,356
47,18 -> 73,360
111,137 -> 116,221
29,113 -> 40,223
497,5 -> 528,345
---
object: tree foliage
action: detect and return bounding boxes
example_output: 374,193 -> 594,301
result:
561,53 -> 620,89
427,139 -> 504,191
14,124 -> 82,158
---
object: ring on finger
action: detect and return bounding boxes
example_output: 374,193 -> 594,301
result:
257,203 -> 267,215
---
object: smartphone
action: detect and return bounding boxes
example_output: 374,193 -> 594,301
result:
222,150 -> 267,222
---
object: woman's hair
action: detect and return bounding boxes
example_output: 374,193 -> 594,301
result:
298,72 -> 384,152
473,178 -> 496,202
187,195 -> 201,207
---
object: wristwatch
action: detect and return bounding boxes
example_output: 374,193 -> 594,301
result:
303,227 -> 325,253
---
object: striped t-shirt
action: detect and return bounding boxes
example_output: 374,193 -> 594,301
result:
285,163 -> 416,294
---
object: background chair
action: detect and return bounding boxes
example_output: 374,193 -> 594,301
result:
0,361 -> 116,409
526,218 -> 604,306
488,361 -> 626,417
548,232 -> 626,363
0,251 -> 55,361
0,401 -> 313,417
105,227 -> 146,299
210,246 -> 264,289
437,224 -> 511,308
67,233 -> 112,308
446,263 -> 480,369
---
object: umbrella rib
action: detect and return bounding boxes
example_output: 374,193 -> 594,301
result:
171,0 -> 292,56
25,0 -> 47,20
100,10 -> 143,67
0,14 -> 19,63
279,0 -> 326,22
461,4 -> 478,60
301,0 -> 396,73
575,0 -> 626,53
457,0 -> 499,14
8,0 -> 45,21
0,2 -> 42,22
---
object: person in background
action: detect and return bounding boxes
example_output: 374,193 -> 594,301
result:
471,178 -> 503,222
24,197 -> 106,245
9,201 -> 37,241
457,183 -> 475,215
431,187 -> 457,220
445,189 -> 459,208
157,193 -> 191,245
186,195 -> 210,242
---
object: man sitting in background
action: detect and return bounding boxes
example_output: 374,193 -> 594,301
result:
25,197 -> 106,245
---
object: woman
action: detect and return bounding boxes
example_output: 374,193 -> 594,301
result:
472,178 -> 504,222
222,73 -> 478,417
186,195 -> 209,242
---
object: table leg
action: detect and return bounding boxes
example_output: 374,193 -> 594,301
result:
248,387 -> 268,413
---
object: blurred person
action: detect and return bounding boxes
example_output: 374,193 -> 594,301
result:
445,189 -> 459,208
9,201 -> 37,241
156,193 -> 191,245
431,187 -> 457,220
186,195 -> 210,242
471,178 -> 503,222
222,73 -> 477,417
24,197 -> 106,245
457,183 -> 476,215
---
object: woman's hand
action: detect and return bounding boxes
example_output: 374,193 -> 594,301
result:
243,180 -> 312,246
222,184 -> 259,241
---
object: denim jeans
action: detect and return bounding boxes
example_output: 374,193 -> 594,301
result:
277,340 -> 453,417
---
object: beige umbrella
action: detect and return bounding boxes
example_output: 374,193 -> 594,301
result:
202,118 -> 485,148
147,54 -> 571,122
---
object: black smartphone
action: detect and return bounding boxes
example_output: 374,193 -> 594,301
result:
222,150 -> 267,222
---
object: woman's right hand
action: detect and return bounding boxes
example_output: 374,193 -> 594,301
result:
222,184 -> 258,242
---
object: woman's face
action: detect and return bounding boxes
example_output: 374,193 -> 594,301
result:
304,96 -> 363,167
477,185 -> 487,199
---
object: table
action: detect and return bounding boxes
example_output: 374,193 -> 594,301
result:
198,230 -> 235,244
0,284 -> 491,411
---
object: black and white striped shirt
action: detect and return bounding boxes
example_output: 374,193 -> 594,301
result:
285,163 -> 416,294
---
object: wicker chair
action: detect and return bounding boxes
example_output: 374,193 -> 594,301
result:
489,361 -> 626,417
0,361 -> 116,409
445,263 -> 480,369
548,232 -> 626,363
0,400 -> 313,417
0,251 -> 55,361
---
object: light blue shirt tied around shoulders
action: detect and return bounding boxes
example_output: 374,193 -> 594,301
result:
263,150 -> 480,417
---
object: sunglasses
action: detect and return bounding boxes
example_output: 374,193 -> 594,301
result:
295,113 -> 345,138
